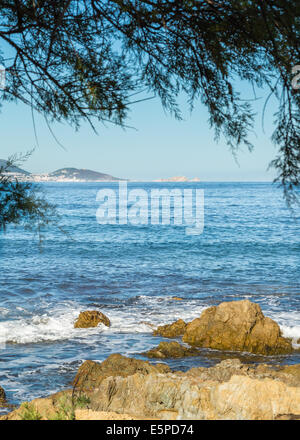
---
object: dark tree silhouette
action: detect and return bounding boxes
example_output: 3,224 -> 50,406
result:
0,153 -> 56,234
0,0 -> 300,209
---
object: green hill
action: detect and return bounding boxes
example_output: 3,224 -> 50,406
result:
49,167 -> 123,181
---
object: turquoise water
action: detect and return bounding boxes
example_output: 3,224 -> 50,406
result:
0,182 -> 299,410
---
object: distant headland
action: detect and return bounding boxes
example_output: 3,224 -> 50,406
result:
1,161 -> 125,182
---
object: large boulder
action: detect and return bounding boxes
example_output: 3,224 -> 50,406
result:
182,300 -> 293,355
73,354 -> 170,391
0,386 -> 6,406
74,311 -> 110,329
153,319 -> 187,338
144,341 -> 199,359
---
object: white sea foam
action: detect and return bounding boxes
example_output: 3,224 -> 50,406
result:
0,296 -> 298,347
0,307 -> 9,316
280,324 -> 300,344
270,310 -> 300,346
0,296 -> 207,345
0,307 -> 106,345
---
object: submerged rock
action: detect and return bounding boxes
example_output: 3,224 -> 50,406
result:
0,386 -> 6,406
144,341 -> 199,358
74,310 -> 110,329
182,300 -> 293,355
153,319 -> 187,338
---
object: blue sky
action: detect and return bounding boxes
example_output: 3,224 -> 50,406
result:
0,83 -> 278,181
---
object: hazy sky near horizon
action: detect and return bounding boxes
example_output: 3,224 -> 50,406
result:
1,85 -> 279,181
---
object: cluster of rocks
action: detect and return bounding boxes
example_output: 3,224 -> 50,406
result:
150,299 -> 294,357
72,300 -> 295,358
71,354 -> 300,420
1,299 -> 299,420
2,353 -> 300,420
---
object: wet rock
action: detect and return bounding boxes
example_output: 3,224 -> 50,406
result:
73,354 -> 171,391
144,341 -> 199,358
74,311 -> 110,329
182,300 -> 293,355
153,319 -> 187,338
0,386 -> 6,406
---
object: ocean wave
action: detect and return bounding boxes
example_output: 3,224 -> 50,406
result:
0,296 -> 207,345
0,308 -> 106,345
0,296 -> 299,346
280,325 -> 300,346
269,310 -> 300,345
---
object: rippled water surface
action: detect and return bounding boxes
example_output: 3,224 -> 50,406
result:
0,182 -> 300,411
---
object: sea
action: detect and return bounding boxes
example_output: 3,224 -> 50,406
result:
0,182 -> 299,412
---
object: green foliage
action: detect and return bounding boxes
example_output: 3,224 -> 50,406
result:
49,394 -> 90,420
18,393 -> 90,421
0,1 -> 300,199
19,402 -> 43,420
75,394 -> 91,409
0,152 -> 57,238
50,395 -> 75,421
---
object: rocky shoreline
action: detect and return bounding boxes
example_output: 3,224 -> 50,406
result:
1,300 -> 300,420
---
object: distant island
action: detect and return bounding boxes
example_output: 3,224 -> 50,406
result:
154,176 -> 200,182
0,161 -> 124,182
48,168 -> 124,182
